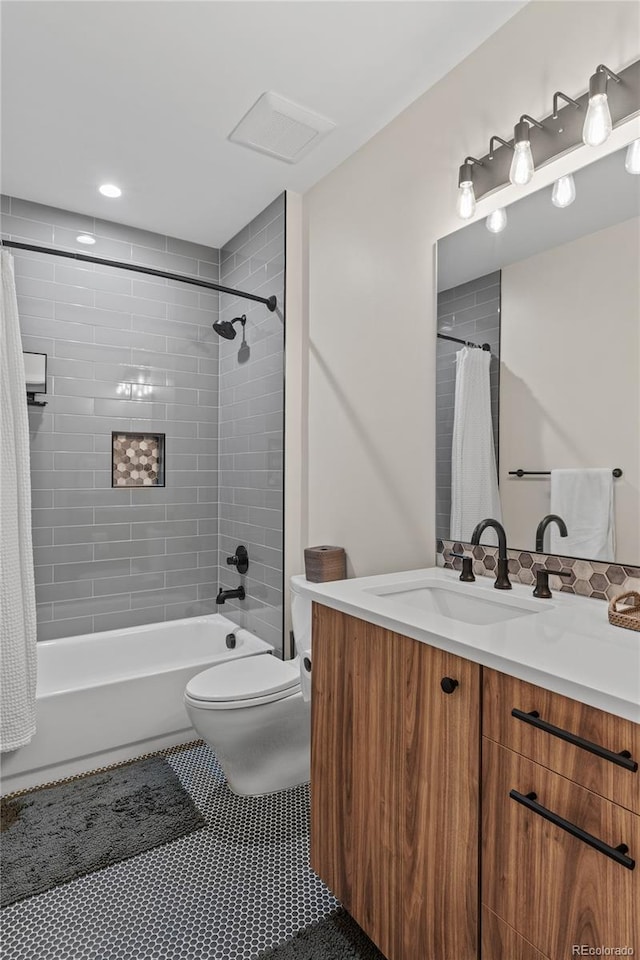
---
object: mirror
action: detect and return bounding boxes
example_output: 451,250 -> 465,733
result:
436,143 -> 640,565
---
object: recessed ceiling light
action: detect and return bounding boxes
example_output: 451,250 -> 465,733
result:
99,183 -> 122,198
76,234 -> 96,245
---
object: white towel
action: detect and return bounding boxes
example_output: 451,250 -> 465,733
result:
0,250 -> 38,752
450,347 -> 502,543
550,469 -> 615,561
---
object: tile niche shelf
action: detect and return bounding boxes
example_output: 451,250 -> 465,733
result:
112,432 -> 165,488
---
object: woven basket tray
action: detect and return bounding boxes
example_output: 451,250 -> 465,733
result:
608,591 -> 640,632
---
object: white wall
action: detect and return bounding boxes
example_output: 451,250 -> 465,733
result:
302,1 -> 640,578
500,217 -> 640,564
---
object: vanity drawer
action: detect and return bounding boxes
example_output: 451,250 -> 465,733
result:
482,738 -> 639,959
481,907 -> 548,960
483,668 -> 640,813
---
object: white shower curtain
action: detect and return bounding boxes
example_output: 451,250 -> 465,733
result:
450,346 -> 502,543
0,250 -> 37,752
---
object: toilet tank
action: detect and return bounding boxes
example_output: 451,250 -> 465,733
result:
290,579 -> 312,701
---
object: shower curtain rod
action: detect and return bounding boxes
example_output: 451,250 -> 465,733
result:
437,332 -> 491,352
0,239 -> 278,312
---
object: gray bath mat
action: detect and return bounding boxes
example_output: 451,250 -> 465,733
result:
0,755 -> 205,907
258,909 -> 387,960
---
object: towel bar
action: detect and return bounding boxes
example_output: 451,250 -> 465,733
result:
509,468 -> 622,478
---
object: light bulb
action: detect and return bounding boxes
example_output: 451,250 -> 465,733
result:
509,141 -> 534,185
456,181 -> 475,220
551,174 -> 576,208
625,139 -> 640,175
583,93 -> 612,146
76,234 -> 96,245
486,208 -> 507,233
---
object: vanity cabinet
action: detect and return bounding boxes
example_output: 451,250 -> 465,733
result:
310,604 -> 639,960
310,603 -> 480,960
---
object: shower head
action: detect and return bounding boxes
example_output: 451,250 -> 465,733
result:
212,315 -> 246,340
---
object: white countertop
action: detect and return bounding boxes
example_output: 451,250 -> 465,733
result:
291,567 -> 640,724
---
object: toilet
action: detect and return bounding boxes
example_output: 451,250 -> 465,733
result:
184,580 -> 312,796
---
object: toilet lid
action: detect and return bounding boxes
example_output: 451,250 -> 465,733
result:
186,654 -> 300,703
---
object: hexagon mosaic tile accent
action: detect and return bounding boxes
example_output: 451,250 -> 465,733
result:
112,432 -> 165,488
437,540 -> 640,601
0,742 -> 339,960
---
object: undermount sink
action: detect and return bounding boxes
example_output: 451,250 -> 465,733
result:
367,581 -> 544,626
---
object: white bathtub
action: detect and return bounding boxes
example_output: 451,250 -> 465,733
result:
0,614 -> 272,794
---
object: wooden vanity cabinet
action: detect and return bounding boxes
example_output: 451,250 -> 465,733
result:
310,603 -> 481,960
310,605 -> 639,960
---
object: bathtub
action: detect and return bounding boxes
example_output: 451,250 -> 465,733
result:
0,614 -> 272,795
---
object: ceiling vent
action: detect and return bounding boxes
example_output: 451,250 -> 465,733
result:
229,92 -> 335,164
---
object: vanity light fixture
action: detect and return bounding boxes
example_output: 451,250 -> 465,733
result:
625,139 -> 640,174
583,65 -> 621,146
99,183 -> 122,198
76,234 -> 96,245
453,58 -> 639,217
551,174 -> 576,208
456,157 -> 483,220
486,208 -> 508,233
509,116 -> 543,186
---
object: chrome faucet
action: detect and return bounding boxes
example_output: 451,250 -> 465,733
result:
535,514 -> 568,554
470,518 -> 512,590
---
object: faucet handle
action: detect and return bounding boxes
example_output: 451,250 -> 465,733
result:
533,568 -> 572,599
226,545 -> 249,574
447,551 -> 475,583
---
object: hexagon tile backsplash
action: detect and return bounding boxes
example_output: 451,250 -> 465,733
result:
437,540 -> 640,602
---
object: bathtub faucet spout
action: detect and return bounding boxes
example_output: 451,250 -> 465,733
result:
216,586 -> 246,605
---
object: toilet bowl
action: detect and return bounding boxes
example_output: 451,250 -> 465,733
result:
184,582 -> 313,796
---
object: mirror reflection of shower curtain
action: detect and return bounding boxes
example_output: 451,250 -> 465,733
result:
0,250 -> 37,752
450,346 -> 502,544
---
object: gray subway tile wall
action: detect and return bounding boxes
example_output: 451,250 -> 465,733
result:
217,195 -> 285,653
436,271 -> 501,542
2,196 -> 221,640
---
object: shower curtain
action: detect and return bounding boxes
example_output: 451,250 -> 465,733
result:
0,250 -> 37,752
450,346 -> 502,543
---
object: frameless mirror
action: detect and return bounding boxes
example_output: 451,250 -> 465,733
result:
436,143 -> 640,565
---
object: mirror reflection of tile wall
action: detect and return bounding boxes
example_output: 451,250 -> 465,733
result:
436,271 -> 500,542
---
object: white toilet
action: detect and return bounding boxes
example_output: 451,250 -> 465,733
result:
184,580 -> 312,796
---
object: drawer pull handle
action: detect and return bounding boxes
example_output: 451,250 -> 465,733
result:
509,789 -> 635,870
511,708 -> 638,772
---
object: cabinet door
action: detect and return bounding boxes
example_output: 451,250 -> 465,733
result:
311,603 -> 480,960
310,604 -> 404,958
483,737 -> 640,957
401,632 -> 480,960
